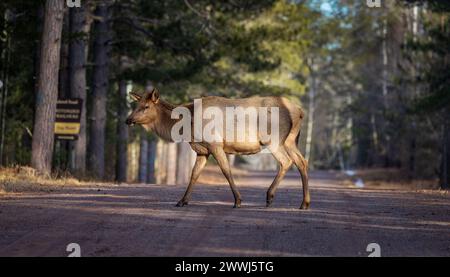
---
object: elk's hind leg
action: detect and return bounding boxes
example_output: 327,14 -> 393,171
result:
176,154 -> 208,207
266,146 -> 292,207
210,147 -> 242,208
285,144 -> 310,210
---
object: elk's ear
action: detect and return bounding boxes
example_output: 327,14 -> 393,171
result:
130,92 -> 142,102
150,88 -> 160,103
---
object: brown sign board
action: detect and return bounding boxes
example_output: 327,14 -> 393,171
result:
54,98 -> 82,141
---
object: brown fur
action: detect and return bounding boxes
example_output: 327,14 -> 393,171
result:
127,89 -> 310,209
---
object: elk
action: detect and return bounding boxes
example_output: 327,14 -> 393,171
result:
126,88 -> 310,209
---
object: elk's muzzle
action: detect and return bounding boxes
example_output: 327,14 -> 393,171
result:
125,117 -> 135,126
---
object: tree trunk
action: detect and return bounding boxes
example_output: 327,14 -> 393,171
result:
346,93 -> 354,169
442,112 -> 450,189
156,140 -> 168,184
68,3 -> 89,174
305,71 -> 316,163
382,18 -> 389,109
31,0 -> 65,175
381,15 -> 392,167
138,132 -> 148,183
0,23 -> 11,166
370,112 -> 379,166
55,10 -> 70,171
88,2 -> 111,179
116,80 -> 129,182
227,154 -> 235,167
166,143 -> 177,185
176,142 -> 194,185
408,5 -> 420,177
59,11 -> 70,99
128,137 -> 139,182
147,139 -> 156,184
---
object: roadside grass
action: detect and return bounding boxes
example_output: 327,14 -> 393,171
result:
0,166 -> 83,195
339,168 -> 445,193
0,165 -> 241,195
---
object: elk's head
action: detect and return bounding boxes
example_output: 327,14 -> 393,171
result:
126,88 -> 160,127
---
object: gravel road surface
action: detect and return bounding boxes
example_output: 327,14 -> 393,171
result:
0,170 -> 449,257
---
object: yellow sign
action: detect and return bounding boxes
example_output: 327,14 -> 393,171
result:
54,122 -> 81,135
55,98 -> 82,140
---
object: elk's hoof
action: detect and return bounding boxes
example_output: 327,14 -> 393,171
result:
266,196 -> 274,207
300,201 -> 310,210
233,200 -> 242,208
176,200 -> 188,207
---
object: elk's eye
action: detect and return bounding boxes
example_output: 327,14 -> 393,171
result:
144,105 -> 149,110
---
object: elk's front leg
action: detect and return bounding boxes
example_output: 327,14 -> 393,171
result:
210,147 -> 242,208
176,154 -> 208,207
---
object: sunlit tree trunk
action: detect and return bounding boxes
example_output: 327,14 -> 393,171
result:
305,70 -> 316,163
166,143 -> 177,184
156,140 -> 168,184
176,142 -> 194,185
227,154 -> 235,167
127,137 -> 139,182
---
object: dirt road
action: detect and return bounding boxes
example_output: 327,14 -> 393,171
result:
0,170 -> 449,257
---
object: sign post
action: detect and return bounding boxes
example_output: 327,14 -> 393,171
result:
54,98 -> 82,140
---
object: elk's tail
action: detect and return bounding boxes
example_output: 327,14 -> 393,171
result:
295,107 -> 305,147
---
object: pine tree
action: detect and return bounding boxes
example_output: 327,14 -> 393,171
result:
31,0 -> 65,174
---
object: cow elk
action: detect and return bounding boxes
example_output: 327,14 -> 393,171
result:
126,88 -> 310,209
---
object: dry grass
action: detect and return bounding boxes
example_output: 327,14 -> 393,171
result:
0,165 -> 247,195
0,166 -> 84,195
339,168 -> 442,192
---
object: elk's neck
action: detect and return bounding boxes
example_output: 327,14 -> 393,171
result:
147,100 -> 178,142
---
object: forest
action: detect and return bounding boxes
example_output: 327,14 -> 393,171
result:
0,0 -> 448,189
